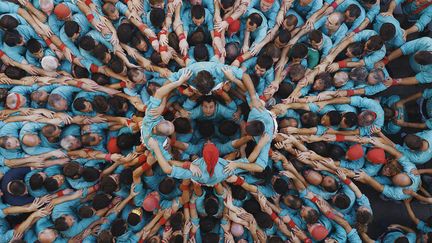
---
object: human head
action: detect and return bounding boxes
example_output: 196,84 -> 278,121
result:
38,228 -> 57,243
143,191 -> 160,212
332,193 -> 351,209
357,110 -> 377,127
245,120 -> 265,136
301,112 -> 320,128
41,56 -> 59,72
321,111 -> 341,126
191,5 -> 205,26
63,161 -> 81,179
22,134 -> 41,147
219,120 -> 239,137
100,175 -> 119,193
349,67 -> 368,82
150,8 -> 165,29
8,180 -> 27,196
246,13 -> 263,32
303,170 -> 323,185
0,136 -> 20,150
309,30 -> 323,50
54,4 -> 72,20
365,35 -> 384,53
30,172 -> 46,190
39,0 -> 54,15
289,64 -> 306,82
366,148 -> 386,164
379,23 -> 396,41
313,72 -> 332,91
193,70 -> 215,95
346,144 -> 364,161
344,4 -> 361,23
194,44 -> 209,62
4,30 -> 23,47
155,120 -> 175,136
102,2 -> 120,20
290,43 -> 308,62
255,55 -> 273,76
64,21 -> 80,40
308,223 -> 329,241
92,193 -> 113,210
283,15 -> 298,31
392,173 -> 412,187
414,51 -> 432,65
367,68 -> 385,85
301,206 -> 320,224
346,42 -> 364,58
404,134 -> 423,151
325,12 -> 343,31
332,71 -> 349,87
341,112 -> 358,128
6,93 -> 25,110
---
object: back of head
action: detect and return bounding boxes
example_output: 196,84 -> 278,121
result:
291,43 -> 308,59
380,23 -> 396,41
404,134 -> 423,151
9,180 -> 26,196
197,120 -> 215,138
219,120 -> 239,137
111,219 -> 127,237
44,177 -> 59,192
82,167 -> 100,182
346,4 -> 361,18
117,23 -> 135,44
414,51 -> 432,65
248,13 -> 263,27
150,8 -> 165,29
100,175 -> 117,193
256,54 -> 273,70
92,193 -> 112,210
0,15 -> 19,30
193,70 -> 215,94
333,193 -> 351,209
245,120 -> 265,136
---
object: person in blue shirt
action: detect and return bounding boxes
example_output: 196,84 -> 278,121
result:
313,12 -> 348,47
373,15 -> 406,50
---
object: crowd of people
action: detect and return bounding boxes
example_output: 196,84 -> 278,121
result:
0,0 -> 431,242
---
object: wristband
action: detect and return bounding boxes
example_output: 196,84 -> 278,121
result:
335,135 -> 345,142
126,119 -> 132,126
123,0 -> 129,3
141,162 -> 151,171
382,56 -> 389,65
236,55 -> 244,63
59,44 -> 66,51
353,27 -> 360,33
86,14 -> 94,22
346,90 -> 355,96
0,50 -> 4,58
270,212 -> 278,221
182,54 -> 189,62
158,217 -> 167,225
190,203 -> 196,209
287,220 -> 296,228
138,154 -> 147,164
311,196 -> 319,203
183,202 -> 190,209
343,178 -> 352,185
268,149 -> 273,156
120,81 -> 127,88
337,60 -> 348,68
233,176 -> 245,186
170,137 -> 176,146
90,64 -> 99,73
226,17 -> 235,25
149,36 -> 158,43
178,33 -> 186,41
159,28 -> 168,35
76,81 -> 84,88
105,153 -> 112,162
214,31 -> 222,38
330,1 -> 338,8
159,45 -> 168,52
392,78 -> 399,86
85,0 -> 92,5
56,190 -> 65,197
305,238 -> 312,243
180,183 -> 189,191
182,162 -> 191,169
325,211 -> 336,220
44,38 -> 52,46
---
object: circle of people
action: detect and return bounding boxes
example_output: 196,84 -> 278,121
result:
0,0 -> 431,242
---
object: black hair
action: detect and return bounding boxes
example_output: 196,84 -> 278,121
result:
197,120 -> 215,138
191,4 -> 205,19
379,23 -> 396,41
193,70 -> 215,95
107,55 -> 125,74
54,217 -> 69,231
82,167 -> 100,182
111,219 -> 127,237
100,175 -> 118,193
366,35 -> 384,51
248,13 -> 263,27
26,38 -> 42,54
277,29 -> 291,44
5,66 -> 26,79
117,23 -> 135,44
307,142 -> 328,157
291,43 -> 308,59
9,180 -> 26,196
255,211 -> 273,229
29,173 -> 44,190
174,118 -> 192,134
347,42 -> 364,57
301,112 -> 320,128
79,35 -> 96,51
78,205 -> 94,218
73,97 -> 88,111
64,21 -> 80,38
328,144 -> 345,161
346,4 -> 361,18
0,15 -> 19,30
204,196 -> 219,216
194,44 -> 209,62
245,120 -> 265,136
304,208 -> 320,224
231,184 -> 247,201
93,44 -> 109,61
221,0 -> 235,9
309,30 -> 323,44
72,65 -> 90,78
170,212 -> 184,230
342,112 -> 358,127
159,177 -> 175,195
275,82 -> 294,99
243,198 -> 260,214
334,193 -> 351,209
150,8 -> 165,29
404,134 -> 423,151
256,54 -> 273,70
219,120 -> 239,137
127,210 -> 141,226
414,51 -> 432,65
119,168 -> 133,185
326,110 -> 342,126
92,95 -> 109,113
63,161 -> 81,178
92,193 -> 112,210
108,96 -> 128,116
273,178 -> 289,195
199,216 -> 216,233
44,177 -> 60,192
4,30 -> 21,46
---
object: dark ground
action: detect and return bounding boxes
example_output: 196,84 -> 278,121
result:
361,53 -> 432,238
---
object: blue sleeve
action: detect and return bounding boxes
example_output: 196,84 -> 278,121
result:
340,158 -> 365,170
415,8 -> 432,32
366,4 -> 380,22
400,37 -> 428,55
307,0 -> 324,18
59,29 -> 82,58
363,46 -> 386,70
0,2 -> 19,14
416,71 -> 432,84
169,166 -> 193,180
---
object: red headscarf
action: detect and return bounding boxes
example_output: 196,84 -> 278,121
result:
203,143 -> 219,177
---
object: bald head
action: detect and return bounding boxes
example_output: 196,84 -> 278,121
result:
392,173 -> 411,187
22,134 -> 41,147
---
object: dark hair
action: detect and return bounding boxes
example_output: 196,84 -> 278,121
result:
404,134 -> 423,151
5,66 -> 26,79
248,13 -> 263,27
26,38 -> 42,54
92,95 -> 109,113
379,23 -> 396,41
346,4 -> 361,18
78,205 -> 94,218
356,209 -> 373,224
231,184 -> 247,200
159,177 -> 175,194
301,112 -> 320,128
347,42 -> 364,57
4,30 -> 21,46
322,178 -> 339,193
304,208 -> 320,224
131,32 -> 147,49
273,178 -> 289,195
108,96 -> 128,116
219,120 -> 239,136
309,30 -> 323,44
72,65 -> 90,78
334,193 -> 351,209
150,8 -> 165,29
63,161 -> 81,178
256,54 -> 273,70
174,118 -> 192,134
117,23 -> 135,44
414,51 -> 432,65
191,4 -> 205,19
92,193 -> 112,210
255,211 -> 273,229
73,97 -> 88,111
284,14 -> 298,28
97,230 -> 113,243
328,144 -> 345,160
277,29 -> 291,44
394,237 -> 409,243
199,216 -> 216,233
127,211 -> 141,226
326,110 -> 342,126
315,72 -> 332,90
202,233 -> 219,243
100,175 -> 118,193
275,82 -> 294,99
342,112 -> 358,127
366,35 -> 384,51
243,199 -> 260,214
245,120 -> 265,136
111,219 -> 127,237
285,195 -> 302,210
194,44 -> 209,62
291,43 -> 308,59
221,0 -> 235,9
193,70 -> 215,94
197,120 -> 215,138
108,56 -> 125,74
54,217 -> 69,231
29,173 -> 44,190
64,21 -> 80,38
119,168 -> 133,185
204,196 -> 219,216
44,177 -> 59,192
82,167 -> 100,182
170,212 -> 184,230
268,236 -> 284,243
0,15 -> 19,30
308,142 -> 328,157
93,44 -> 109,61
225,42 -> 240,64
79,35 -> 96,51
